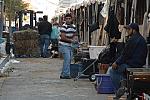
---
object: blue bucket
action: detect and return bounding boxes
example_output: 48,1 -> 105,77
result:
95,74 -> 115,94
70,64 -> 82,78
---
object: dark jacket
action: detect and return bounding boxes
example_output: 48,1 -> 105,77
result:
116,32 -> 147,68
38,21 -> 52,35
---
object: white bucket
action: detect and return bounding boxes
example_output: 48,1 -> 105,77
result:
88,46 -> 106,59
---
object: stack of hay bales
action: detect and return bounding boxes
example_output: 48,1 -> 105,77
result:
13,29 -> 40,57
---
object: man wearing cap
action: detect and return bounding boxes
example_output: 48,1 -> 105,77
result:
108,23 -> 148,91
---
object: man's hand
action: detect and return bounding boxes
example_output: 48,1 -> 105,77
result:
71,38 -> 78,44
72,36 -> 79,44
112,62 -> 118,69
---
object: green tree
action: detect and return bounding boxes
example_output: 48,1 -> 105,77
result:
4,0 -> 29,28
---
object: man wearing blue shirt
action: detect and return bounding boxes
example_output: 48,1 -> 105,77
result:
109,23 -> 148,90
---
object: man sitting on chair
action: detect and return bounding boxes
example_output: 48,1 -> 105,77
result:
108,23 -> 147,92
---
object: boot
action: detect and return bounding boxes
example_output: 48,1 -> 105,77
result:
113,80 -> 127,99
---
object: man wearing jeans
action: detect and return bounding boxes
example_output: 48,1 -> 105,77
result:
59,13 -> 78,79
108,23 -> 147,91
38,15 -> 52,58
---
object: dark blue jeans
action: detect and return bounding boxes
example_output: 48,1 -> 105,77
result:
40,34 -> 50,57
107,64 -> 129,91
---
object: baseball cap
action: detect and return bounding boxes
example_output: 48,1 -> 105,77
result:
124,23 -> 139,32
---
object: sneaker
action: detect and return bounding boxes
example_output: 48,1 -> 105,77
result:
60,76 -> 71,79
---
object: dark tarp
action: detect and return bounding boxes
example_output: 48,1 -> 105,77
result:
104,9 -> 121,39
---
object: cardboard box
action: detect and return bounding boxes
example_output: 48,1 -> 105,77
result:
107,95 -> 126,100
98,63 -> 109,74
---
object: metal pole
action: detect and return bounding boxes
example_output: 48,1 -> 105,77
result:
133,0 -> 137,23
0,0 -> 4,38
130,0 -> 135,23
87,4 -> 90,45
124,0 -> 127,25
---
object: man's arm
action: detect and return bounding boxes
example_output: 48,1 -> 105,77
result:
60,32 -> 73,43
115,55 -> 124,66
114,37 -> 137,67
121,38 -> 137,60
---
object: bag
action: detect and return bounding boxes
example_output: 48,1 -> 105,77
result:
98,41 -> 125,64
98,46 -> 110,64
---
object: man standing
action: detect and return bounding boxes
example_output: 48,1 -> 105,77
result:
59,13 -> 78,79
38,15 -> 52,58
109,23 -> 148,91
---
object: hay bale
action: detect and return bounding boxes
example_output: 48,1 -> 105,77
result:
13,29 -> 40,57
13,29 -> 39,41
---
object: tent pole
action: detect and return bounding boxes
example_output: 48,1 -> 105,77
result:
124,0 -> 127,25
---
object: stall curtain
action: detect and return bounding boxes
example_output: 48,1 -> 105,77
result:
130,0 -> 137,23
89,2 -> 104,33
142,0 -> 150,39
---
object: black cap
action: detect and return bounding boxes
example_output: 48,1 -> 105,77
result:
124,23 -> 139,32
65,13 -> 72,18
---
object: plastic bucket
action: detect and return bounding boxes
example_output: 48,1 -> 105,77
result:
70,64 -> 82,78
95,74 -> 115,94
